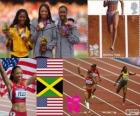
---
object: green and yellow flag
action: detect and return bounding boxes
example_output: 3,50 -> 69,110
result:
37,77 -> 63,97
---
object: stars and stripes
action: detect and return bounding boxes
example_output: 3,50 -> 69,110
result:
37,59 -> 63,77
0,58 -> 36,96
36,97 -> 63,116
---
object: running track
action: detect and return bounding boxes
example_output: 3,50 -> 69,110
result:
0,58 -> 139,116
63,58 -> 140,116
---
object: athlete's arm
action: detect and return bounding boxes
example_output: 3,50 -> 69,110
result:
77,64 -> 85,77
25,74 -> 36,86
96,69 -> 101,81
114,73 -> 122,86
0,61 -> 12,90
103,0 -> 108,7
120,0 -> 124,15
129,72 -> 136,76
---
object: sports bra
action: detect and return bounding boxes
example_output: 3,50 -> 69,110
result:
9,82 -> 27,104
91,69 -> 98,78
122,71 -> 129,80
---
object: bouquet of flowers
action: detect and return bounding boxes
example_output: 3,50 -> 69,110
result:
60,18 -> 75,37
39,36 -> 48,54
20,32 -> 33,51
2,22 -> 9,32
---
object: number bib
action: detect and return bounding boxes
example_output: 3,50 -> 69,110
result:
86,80 -> 93,85
15,89 -> 26,99
9,112 -> 15,116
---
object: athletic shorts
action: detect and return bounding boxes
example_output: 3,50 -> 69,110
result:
86,88 -> 92,94
119,79 -> 128,87
9,109 -> 27,116
107,10 -> 119,25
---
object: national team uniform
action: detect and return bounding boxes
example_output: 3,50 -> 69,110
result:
85,77 -> 94,94
9,82 -> 27,116
118,71 -> 129,87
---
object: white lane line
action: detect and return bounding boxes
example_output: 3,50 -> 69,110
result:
64,92 -> 101,116
64,59 -> 140,95
113,58 -> 140,70
91,58 -> 140,77
76,58 -> 140,85
125,15 -> 128,57
99,15 -> 102,58
64,68 -> 140,107
63,111 -> 71,116
64,61 -> 140,107
64,77 -> 125,114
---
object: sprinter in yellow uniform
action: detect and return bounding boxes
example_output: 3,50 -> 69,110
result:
114,66 -> 136,105
3,9 -> 32,58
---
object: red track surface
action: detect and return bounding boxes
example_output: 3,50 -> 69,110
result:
88,15 -> 139,57
0,58 -> 139,116
63,58 -> 140,116
128,16 -> 139,57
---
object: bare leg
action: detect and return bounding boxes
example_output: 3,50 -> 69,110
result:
123,85 -> 127,104
111,12 -> 119,50
92,84 -> 97,96
107,14 -> 114,50
85,91 -> 90,112
116,84 -> 122,94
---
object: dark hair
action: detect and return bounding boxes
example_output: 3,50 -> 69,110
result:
91,64 -> 96,68
10,66 -> 21,82
121,66 -> 127,72
38,3 -> 53,23
59,5 -> 68,13
10,9 -> 30,30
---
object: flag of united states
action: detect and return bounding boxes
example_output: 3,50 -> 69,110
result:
37,59 -> 63,77
0,58 -> 36,96
37,97 -> 63,116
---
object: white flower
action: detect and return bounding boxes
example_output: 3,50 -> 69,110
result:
38,22 -> 45,29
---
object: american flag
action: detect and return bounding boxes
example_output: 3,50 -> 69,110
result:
36,97 -> 63,116
0,58 -> 36,96
37,59 -> 63,77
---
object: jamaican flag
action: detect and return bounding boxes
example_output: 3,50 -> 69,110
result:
37,77 -> 63,97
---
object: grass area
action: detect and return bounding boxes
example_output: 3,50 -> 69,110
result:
0,53 -> 8,58
75,51 -> 88,58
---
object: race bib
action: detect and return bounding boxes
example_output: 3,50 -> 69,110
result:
15,89 -> 26,99
9,112 -> 15,116
86,80 -> 93,84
